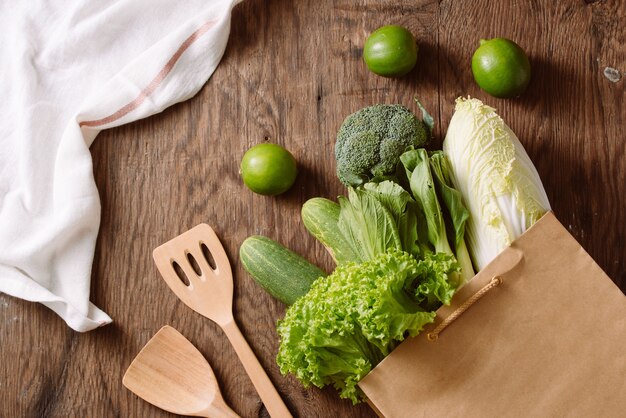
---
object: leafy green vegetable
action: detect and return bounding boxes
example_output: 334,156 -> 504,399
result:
335,180 -> 434,262
400,148 -> 452,256
412,252 -> 460,310
335,104 -> 430,187
429,151 -> 475,283
399,148 -> 475,284
362,181 -> 423,258
337,187 -> 402,263
443,98 -> 551,270
302,181 -> 430,268
276,249 -> 459,404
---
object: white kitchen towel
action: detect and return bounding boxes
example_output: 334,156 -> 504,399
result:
0,0 -> 241,332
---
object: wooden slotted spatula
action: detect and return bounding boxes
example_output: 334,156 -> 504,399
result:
123,326 -> 238,417
153,224 -> 292,418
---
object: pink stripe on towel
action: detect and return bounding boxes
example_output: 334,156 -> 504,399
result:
80,19 -> 217,128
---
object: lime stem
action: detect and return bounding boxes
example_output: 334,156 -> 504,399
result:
479,39 -> 488,46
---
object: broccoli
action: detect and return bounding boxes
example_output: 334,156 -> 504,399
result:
335,104 -> 430,187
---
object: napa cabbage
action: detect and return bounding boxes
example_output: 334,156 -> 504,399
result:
443,97 -> 551,270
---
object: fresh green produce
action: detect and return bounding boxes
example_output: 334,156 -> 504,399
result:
239,235 -> 326,305
429,151 -> 475,283
401,149 -> 452,255
301,197 -> 360,266
277,170 -> 467,402
400,149 -> 474,284
443,97 -> 551,270
335,103 -> 432,187
361,181 -> 425,258
412,252 -> 460,311
242,96 -> 547,406
240,143 -> 298,195
338,185 -> 402,262
302,180 -> 426,267
471,38 -> 531,98
337,180 -> 427,262
276,249 -> 459,404
363,25 -> 418,77
301,158 -> 472,281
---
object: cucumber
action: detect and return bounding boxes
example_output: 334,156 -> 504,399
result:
301,197 -> 360,265
239,235 -> 326,305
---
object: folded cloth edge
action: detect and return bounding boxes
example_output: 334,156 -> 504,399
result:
0,0 -> 240,332
1,264 -> 112,331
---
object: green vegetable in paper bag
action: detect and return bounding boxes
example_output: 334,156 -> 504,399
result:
400,148 -> 475,284
276,249 -> 459,404
443,97 -> 551,270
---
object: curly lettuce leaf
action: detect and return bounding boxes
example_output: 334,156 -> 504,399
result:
412,252 -> 460,310
276,249 -> 460,404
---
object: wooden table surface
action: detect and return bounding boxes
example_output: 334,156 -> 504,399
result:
2,0 -> 625,417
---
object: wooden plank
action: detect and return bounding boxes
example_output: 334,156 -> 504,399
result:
1,0 -> 623,417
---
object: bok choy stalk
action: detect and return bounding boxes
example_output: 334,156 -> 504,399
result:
429,151 -> 475,284
401,149 -> 451,255
443,97 -> 551,270
400,148 -> 474,284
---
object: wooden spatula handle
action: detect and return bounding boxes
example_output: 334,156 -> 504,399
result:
221,320 -> 292,418
201,397 -> 240,418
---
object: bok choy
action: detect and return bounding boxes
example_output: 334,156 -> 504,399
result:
400,148 -> 475,284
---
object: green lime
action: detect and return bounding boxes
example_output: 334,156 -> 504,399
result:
363,25 -> 418,77
471,38 -> 531,98
240,143 -> 298,196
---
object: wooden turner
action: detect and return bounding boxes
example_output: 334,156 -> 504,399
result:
153,224 -> 292,418
123,326 -> 238,417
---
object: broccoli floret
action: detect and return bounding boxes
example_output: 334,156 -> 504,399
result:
335,104 -> 430,187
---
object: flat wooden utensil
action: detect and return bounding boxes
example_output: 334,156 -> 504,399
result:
123,325 -> 238,418
153,224 -> 292,418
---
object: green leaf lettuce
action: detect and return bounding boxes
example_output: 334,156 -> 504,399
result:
276,249 -> 459,404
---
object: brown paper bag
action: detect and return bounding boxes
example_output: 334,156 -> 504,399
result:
359,212 -> 626,417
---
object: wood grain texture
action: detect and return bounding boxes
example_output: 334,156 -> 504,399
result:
1,0 -> 624,417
